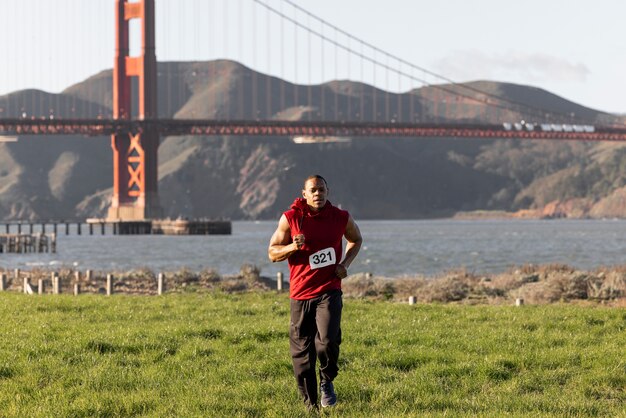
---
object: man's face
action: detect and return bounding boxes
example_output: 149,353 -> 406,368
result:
302,178 -> 328,211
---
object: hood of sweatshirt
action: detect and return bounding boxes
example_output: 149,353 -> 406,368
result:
289,198 -> 333,234
290,197 -> 331,218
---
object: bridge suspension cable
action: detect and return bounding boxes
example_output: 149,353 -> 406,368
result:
256,0 -> 597,125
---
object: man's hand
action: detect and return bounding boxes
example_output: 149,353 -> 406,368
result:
335,264 -> 348,279
292,234 -> 305,250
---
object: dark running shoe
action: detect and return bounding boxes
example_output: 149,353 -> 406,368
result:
320,380 -> 337,408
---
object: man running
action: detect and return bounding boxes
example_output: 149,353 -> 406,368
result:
268,174 -> 362,410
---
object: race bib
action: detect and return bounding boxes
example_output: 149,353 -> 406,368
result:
309,247 -> 336,270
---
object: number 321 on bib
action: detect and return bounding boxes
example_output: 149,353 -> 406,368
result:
308,247 -> 336,270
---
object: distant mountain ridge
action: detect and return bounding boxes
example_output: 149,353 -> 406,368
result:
1,59 -> 626,220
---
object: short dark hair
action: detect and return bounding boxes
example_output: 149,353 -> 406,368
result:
303,174 -> 328,189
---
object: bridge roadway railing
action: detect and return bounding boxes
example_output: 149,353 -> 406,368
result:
2,118 -> 626,141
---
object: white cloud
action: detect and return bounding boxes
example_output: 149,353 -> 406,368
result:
433,50 -> 590,85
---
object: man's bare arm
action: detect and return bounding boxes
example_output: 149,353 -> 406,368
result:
336,216 -> 363,278
268,214 -> 302,262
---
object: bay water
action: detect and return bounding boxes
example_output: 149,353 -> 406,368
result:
2,219 -> 626,278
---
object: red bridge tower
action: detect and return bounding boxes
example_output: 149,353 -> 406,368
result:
107,0 -> 162,221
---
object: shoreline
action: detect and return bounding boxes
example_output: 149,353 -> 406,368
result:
1,263 -> 624,306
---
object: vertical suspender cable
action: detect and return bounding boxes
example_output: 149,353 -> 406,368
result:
266,2 -> 271,119
34,2 -> 40,119
1,4 -> 5,116
307,15 -> 311,121
293,5 -> 298,110
320,22 -> 325,120
209,0 -> 216,120
397,59 -> 401,123
69,0 -> 75,119
72,0 -> 78,118
280,0 -> 285,115
222,1 -> 227,119
385,55 -> 391,122
372,48 -> 376,122
29,6 -> 34,118
208,0 -> 214,119
359,40 -> 364,122
1,1 -> 6,117
165,0 -> 171,118
395,61 -> 399,123
334,26 -> 339,122
34,5 -> 40,119
179,0 -> 185,120
343,30 -> 348,122
411,67 -> 415,122
88,0 -> 94,118
197,0 -> 203,119
72,0 -> 77,118
238,0 -> 244,120
252,1 -> 258,119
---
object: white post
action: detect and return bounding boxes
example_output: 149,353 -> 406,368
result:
0,273 -> 6,291
106,274 -> 113,296
408,296 -> 417,305
157,273 -> 164,295
23,277 -> 33,295
14,268 -> 20,280
74,283 -> 80,296
52,272 -> 60,295
86,270 -> 93,281
276,272 -> 283,292
38,279 -> 44,295
515,298 -> 524,306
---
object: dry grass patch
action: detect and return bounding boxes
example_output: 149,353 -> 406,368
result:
3,263 -> 626,305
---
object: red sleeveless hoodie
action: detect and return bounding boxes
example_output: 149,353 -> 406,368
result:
284,198 -> 349,300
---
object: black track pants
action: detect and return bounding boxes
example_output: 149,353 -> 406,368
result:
289,289 -> 343,406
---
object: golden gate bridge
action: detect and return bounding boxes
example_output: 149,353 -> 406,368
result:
1,0 -> 625,222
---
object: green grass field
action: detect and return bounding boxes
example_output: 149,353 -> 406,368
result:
0,292 -> 624,417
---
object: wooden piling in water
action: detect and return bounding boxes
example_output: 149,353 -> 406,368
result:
0,234 -> 56,253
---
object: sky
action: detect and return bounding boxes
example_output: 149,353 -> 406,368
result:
2,0 -> 626,114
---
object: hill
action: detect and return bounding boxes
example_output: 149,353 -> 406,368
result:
1,60 -> 626,220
